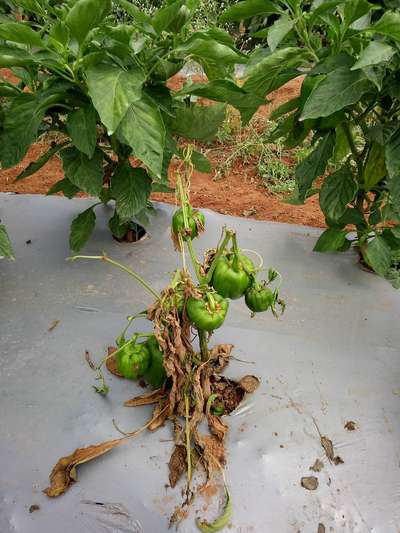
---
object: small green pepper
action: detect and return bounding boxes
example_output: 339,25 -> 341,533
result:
211,253 -> 254,300
245,284 -> 275,313
172,207 -> 205,240
116,340 -> 151,380
186,292 -> 229,331
144,335 -> 167,389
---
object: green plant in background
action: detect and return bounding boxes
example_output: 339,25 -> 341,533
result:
0,0 -> 255,252
220,0 -> 400,287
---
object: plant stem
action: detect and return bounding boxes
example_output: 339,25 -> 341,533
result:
69,254 -> 160,300
205,230 -> 233,284
198,329 -> 209,362
184,393 -> 192,483
343,121 -> 363,179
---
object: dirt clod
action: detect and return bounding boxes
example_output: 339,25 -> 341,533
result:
333,456 -> 344,465
301,476 -> 319,491
238,375 -> 260,393
344,421 -> 357,431
29,504 -> 40,513
310,459 -> 324,472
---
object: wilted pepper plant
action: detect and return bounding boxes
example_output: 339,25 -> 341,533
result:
43,147 -> 284,531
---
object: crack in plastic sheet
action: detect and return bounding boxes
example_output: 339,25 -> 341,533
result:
81,501 -> 143,533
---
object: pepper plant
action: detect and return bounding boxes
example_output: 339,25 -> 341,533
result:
219,0 -> 400,287
44,147 -> 284,531
0,0 -> 254,251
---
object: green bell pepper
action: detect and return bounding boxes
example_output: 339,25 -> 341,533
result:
172,207 -> 205,241
144,335 -> 167,389
116,340 -> 151,380
211,252 -> 254,299
186,292 -> 229,331
245,284 -> 275,313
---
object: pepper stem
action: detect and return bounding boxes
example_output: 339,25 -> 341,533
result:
198,329 -> 209,362
68,254 -> 161,301
205,228 -> 233,284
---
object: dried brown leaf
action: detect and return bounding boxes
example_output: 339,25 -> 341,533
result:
168,445 -> 187,488
44,438 -> 123,497
321,436 -> 334,462
309,459 -> 324,472
207,413 -> 229,441
333,455 -> 344,465
124,388 -> 166,407
48,319 -> 60,332
318,524 -> 326,533
344,420 -> 357,431
148,402 -> 169,431
238,375 -> 260,393
209,344 -> 233,373
106,346 -> 124,377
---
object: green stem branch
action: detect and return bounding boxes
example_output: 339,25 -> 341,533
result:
205,230 -> 233,284
69,254 -> 160,300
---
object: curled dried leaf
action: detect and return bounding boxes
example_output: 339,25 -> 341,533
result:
301,476 -> 319,491
168,445 -> 187,488
207,414 -> 229,441
124,388 -> 166,407
148,401 -> 169,431
238,375 -> 260,393
44,439 -> 124,497
105,346 -> 124,377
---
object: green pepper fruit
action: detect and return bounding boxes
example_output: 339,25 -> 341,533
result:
211,253 -> 255,299
186,292 -> 229,331
245,285 -> 275,313
116,340 -> 151,380
172,207 -> 205,241
144,335 -> 167,389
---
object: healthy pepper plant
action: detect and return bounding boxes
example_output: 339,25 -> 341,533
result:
220,0 -> 400,287
43,146 -> 284,531
0,0 -> 252,251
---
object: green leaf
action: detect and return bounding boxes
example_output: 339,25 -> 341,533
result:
170,103 -> 226,141
243,47 -> 308,98
86,63 -> 144,135
151,181 -> 175,193
49,21 -> 70,47
108,210 -> 128,239
176,79 -> 264,125
117,96 -> 165,178
310,52 -> 354,74
0,95 -> 44,168
176,35 -> 246,66
385,127 -> 400,179
61,147 -> 104,196
191,150 -> 212,173
309,1 -> 345,26
363,142 -> 386,190
319,166 -> 357,222
351,41 -> 395,70
47,178 -> 80,199
111,163 -> 152,220
69,206 -> 96,252
295,131 -> 335,201
0,22 -> 43,47
15,143 -> 67,181
270,97 -> 300,120
0,224 -> 14,260
388,175 -> 400,215
65,0 -> 111,45
313,227 -> 349,252
0,44 -> 35,67
220,0 -> 281,23
363,235 -> 392,276
67,105 -> 97,158
338,207 -> 365,226
153,0 -> 199,34
267,15 -> 295,52
370,10 -> 400,42
343,0 -> 374,28
115,0 -> 155,34
301,67 -> 371,120
332,123 -> 351,162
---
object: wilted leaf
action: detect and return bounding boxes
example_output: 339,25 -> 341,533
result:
168,445 -> 187,488
124,388 -> 166,407
196,485 -> 232,532
44,438 -> 123,497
